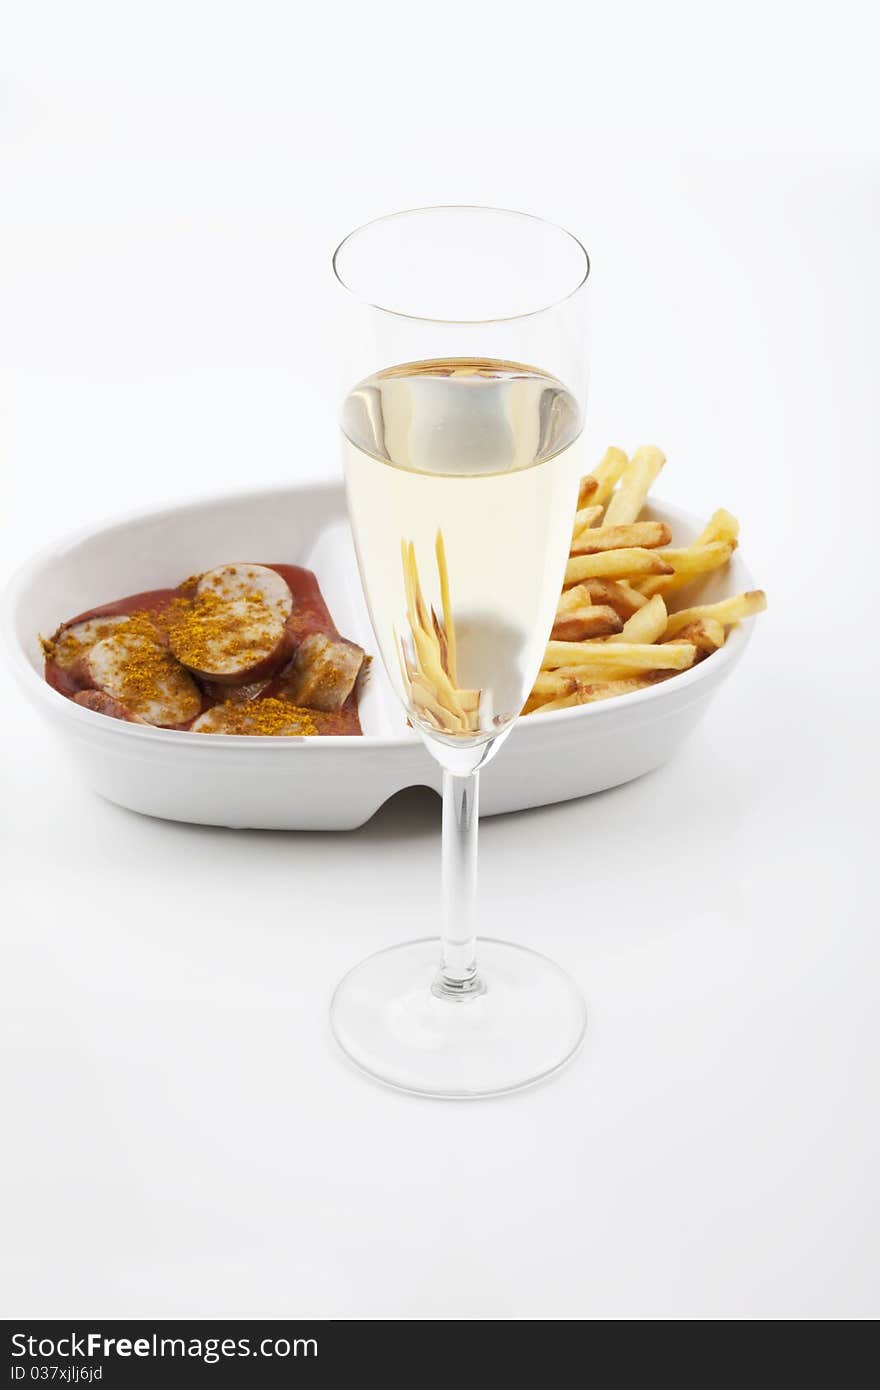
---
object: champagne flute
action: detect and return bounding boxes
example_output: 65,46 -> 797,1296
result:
330,207 -> 590,1097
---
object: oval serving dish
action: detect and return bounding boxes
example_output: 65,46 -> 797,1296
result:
2,482 -> 756,830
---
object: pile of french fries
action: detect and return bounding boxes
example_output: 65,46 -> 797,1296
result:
524,445 -> 767,715
398,532 -> 482,736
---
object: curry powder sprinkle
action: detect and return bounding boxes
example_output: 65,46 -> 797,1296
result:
164,591 -> 284,673
195,698 -> 319,736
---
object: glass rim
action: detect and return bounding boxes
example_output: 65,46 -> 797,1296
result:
331,205 -> 590,326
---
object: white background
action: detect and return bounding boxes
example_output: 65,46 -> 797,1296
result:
1,0 -> 878,1319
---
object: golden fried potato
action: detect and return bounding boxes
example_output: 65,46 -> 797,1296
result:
663,618 -> 725,660
585,446 -> 629,506
607,594 -> 668,645
638,541 -> 734,597
565,548 -> 674,585
604,446 -> 666,526
663,589 -> 767,637
543,639 -> 696,674
557,582 -> 593,615
550,606 -> 624,641
569,520 -> 671,556
583,579 -> 650,617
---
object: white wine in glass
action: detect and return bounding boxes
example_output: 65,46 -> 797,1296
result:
343,358 -> 582,744
330,209 -> 590,1097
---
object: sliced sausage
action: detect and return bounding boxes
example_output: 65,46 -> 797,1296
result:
167,563 -> 295,685
191,700 -> 318,736
195,562 -> 294,617
87,631 -> 203,727
199,677 -> 269,705
73,689 -> 147,723
274,632 -> 365,712
49,614 -> 131,672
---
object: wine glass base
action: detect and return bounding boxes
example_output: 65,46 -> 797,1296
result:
330,938 -> 587,1099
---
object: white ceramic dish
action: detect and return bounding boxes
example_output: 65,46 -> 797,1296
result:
2,482 -> 756,830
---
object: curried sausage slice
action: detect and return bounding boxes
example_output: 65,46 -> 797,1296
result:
199,676 -> 269,706
87,630 -> 203,726
167,563 -> 295,685
48,615 -> 131,672
191,699 -> 318,736
278,632 -> 365,712
73,689 -> 148,723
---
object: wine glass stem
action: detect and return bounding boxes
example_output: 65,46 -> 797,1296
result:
433,768 -> 485,1000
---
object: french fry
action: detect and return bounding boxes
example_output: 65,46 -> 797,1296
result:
583,579 -> 650,617
571,504 -> 604,537
410,678 -> 466,733
570,520 -> 671,556
551,606 -> 623,641
435,529 -> 458,684
576,475 -> 599,509
529,670 -> 586,699
400,536 -> 481,734
556,583 -> 592,614
663,589 -> 767,637
522,692 -> 552,715
565,548 -> 674,585
607,594 -> 667,645
531,653 -> 691,698
529,679 -> 659,712
638,541 -> 734,597
700,618 -> 725,649
543,640 -> 696,673
659,540 -> 735,574
663,618 -> 725,660
694,508 -> 740,547
526,692 -> 581,713
585,446 -> 629,506
402,542 -> 461,712
604,445 -> 665,526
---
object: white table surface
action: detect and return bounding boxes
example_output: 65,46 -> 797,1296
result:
1,4 -> 878,1319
